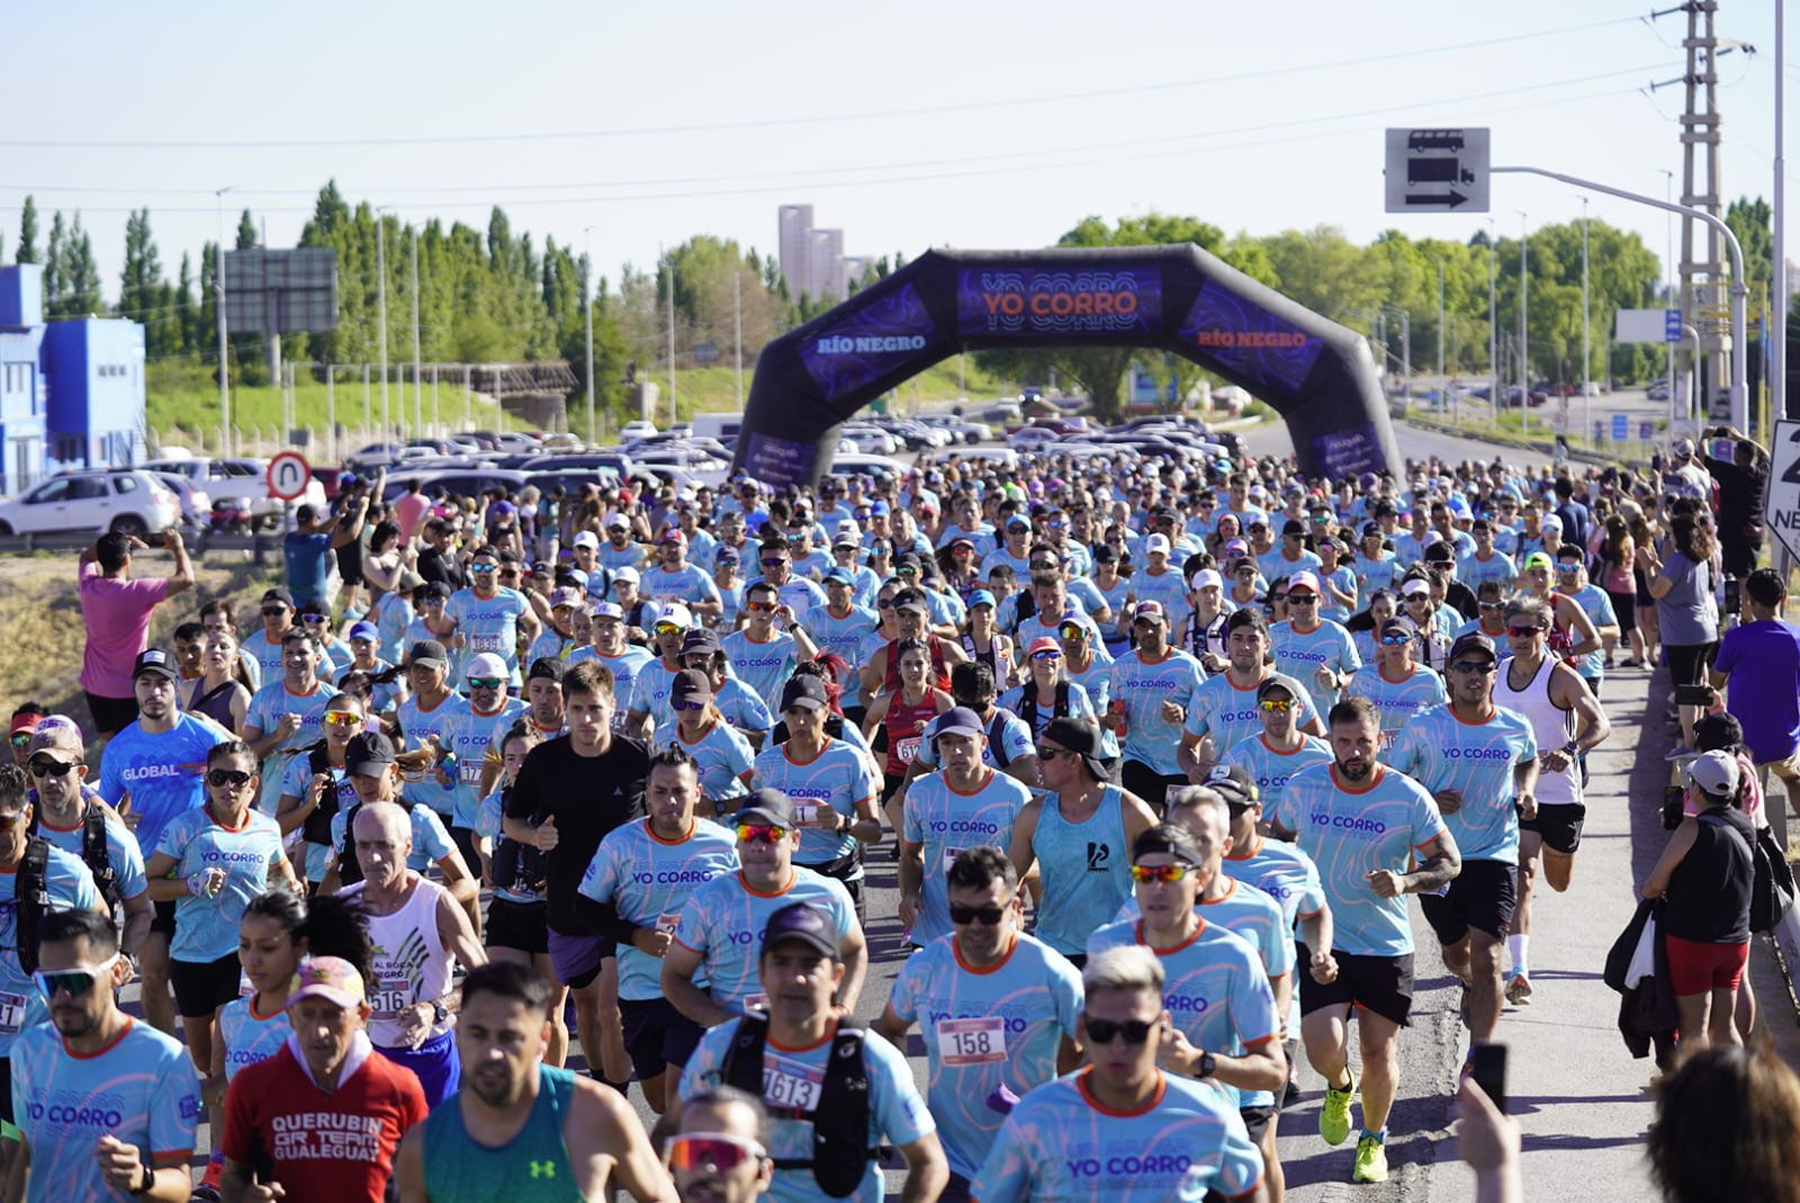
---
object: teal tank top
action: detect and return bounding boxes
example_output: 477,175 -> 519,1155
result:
1030,784 -> 1133,955
423,1063 -> 582,1201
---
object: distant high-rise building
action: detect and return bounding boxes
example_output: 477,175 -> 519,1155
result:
779,205 -> 859,301
778,204 -> 815,300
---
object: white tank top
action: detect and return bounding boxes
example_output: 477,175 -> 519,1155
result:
344,875 -> 454,1048
1494,654 -> 1579,808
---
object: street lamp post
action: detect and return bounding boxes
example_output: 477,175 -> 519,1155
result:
1517,211 -> 1529,431
410,226 -> 421,435
1486,218 -> 1499,432
1581,195 -> 1591,448
1436,261 -> 1446,422
582,228 -> 595,445
376,210 -> 390,440
214,185 -> 237,454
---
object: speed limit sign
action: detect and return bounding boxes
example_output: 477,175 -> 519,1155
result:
266,451 -> 311,501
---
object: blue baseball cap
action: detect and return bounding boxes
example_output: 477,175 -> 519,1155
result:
868,500 -> 890,516
823,568 -> 853,585
967,589 -> 997,609
348,621 -> 380,642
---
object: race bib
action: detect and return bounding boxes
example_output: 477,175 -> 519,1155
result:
0,991 -> 26,1037
789,798 -> 825,828
470,634 -> 504,654
1166,784 -> 1186,808
744,992 -> 770,1012
655,593 -> 683,607
762,1055 -> 824,1112
937,1016 -> 1008,1066
370,973 -> 410,1020
656,911 -> 682,935
895,736 -> 921,764
940,844 -> 965,875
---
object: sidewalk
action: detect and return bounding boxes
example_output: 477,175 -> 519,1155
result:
1278,664 -> 1673,1201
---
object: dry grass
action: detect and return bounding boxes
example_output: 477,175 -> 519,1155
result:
0,550 -> 282,734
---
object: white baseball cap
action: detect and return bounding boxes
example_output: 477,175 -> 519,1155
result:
466,653 -> 509,681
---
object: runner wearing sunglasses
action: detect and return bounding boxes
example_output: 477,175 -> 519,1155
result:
1112,600 -> 1207,809
1343,617 -> 1449,752
434,544 -> 540,689
1219,677 -> 1332,816
242,628 -> 340,817
667,1087 -> 773,1203
878,847 -> 1082,1201
275,691 -> 370,889
673,901 -> 946,1203
971,943 -> 1268,1202
434,653 -> 527,875
1385,632 -> 1540,1060
579,745 -> 739,1115
23,719 -> 149,950
143,739 -> 299,1148
11,909 -> 198,1203
661,790 -> 865,1029
723,582 -> 818,716
1270,571 -> 1361,721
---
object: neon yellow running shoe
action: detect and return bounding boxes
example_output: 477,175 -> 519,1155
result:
1352,1133 -> 1390,1183
1319,1073 -> 1355,1146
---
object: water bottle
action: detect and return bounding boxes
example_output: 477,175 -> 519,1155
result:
439,751 -> 458,790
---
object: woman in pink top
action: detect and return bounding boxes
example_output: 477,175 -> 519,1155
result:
78,529 -> 193,734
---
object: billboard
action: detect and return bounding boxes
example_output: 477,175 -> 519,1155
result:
223,247 -> 338,334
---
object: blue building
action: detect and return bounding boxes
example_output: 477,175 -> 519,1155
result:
0,264 -> 146,493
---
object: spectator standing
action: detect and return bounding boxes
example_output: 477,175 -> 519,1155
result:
1710,567 -> 1800,823
1640,513 -> 1719,755
284,500 -> 366,613
78,530 -> 194,737
1700,426 -> 1770,581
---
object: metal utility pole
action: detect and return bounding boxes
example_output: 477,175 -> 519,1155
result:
214,185 -> 236,454
582,227 -> 595,444
1677,0 -> 1731,423
1581,195 -> 1592,442
1779,0 -> 1790,418
1436,262 -> 1446,414
1487,220 -> 1499,431
410,228 -> 422,435
1517,211 -> 1530,419
734,268 -> 744,410
1660,168 -> 1678,423
663,246 -> 676,429
376,215 -> 390,439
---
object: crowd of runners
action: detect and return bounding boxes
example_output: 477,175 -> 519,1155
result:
0,421 -> 1782,1202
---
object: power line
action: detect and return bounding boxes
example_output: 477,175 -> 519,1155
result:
0,64 -> 1668,218
0,16 -> 1647,151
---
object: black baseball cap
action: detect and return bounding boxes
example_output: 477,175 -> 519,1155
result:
1040,716 -> 1106,781
527,657 -> 565,684
405,640 -> 449,669
261,587 -> 296,610
671,669 -> 713,705
780,675 -> 829,713
761,901 -> 841,961
681,628 -> 722,657
1282,519 -> 1307,536
345,731 -> 396,776
1448,632 -> 1499,663
733,788 -> 797,829
132,648 -> 180,683
1204,763 -> 1261,809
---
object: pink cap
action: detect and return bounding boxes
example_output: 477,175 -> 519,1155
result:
1286,571 -> 1321,595
287,956 -> 366,1011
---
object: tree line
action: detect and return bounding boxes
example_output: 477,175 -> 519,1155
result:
3,184 -> 1780,423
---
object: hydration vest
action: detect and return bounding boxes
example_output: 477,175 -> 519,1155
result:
13,837 -> 53,976
1015,681 -> 1071,736
27,807 -> 118,912
720,1012 -> 876,1199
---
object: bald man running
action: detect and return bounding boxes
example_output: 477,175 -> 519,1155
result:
341,800 -> 487,1108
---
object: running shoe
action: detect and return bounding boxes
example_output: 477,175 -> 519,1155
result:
1664,745 -> 1696,761
1352,1134 -> 1390,1183
1505,974 -> 1533,1006
1320,1072 -> 1355,1146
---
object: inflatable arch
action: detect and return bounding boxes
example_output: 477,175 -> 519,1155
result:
731,244 -> 1398,488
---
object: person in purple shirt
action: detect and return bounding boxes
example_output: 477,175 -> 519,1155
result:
78,530 -> 194,736
1709,567 -> 1800,823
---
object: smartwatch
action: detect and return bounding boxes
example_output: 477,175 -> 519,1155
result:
1562,740 -> 1580,757
1197,1050 -> 1217,1080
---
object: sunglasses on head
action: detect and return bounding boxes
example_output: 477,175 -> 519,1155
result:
736,823 -> 789,845
27,758 -> 74,779
1258,698 -> 1295,712
949,902 -> 1008,926
33,952 -> 121,1001
207,768 -> 253,789
1084,1016 -> 1156,1045
468,677 -> 506,691
665,1133 -> 767,1174
1130,862 -> 1193,884
323,711 -> 363,728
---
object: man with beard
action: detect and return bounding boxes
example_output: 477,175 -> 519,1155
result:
1265,696 -> 1461,1185
401,961 -> 675,1202
220,955 -> 428,1202
11,910 -> 195,1202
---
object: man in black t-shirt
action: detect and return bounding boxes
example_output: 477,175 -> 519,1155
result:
1703,427 -> 1770,580
503,658 -> 647,1091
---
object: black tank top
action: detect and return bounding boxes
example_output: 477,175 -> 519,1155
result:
1665,808 -> 1755,944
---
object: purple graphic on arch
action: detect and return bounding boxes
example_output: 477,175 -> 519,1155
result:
1312,424 -> 1384,478
799,282 -> 946,404
956,267 -> 1162,337
741,432 -> 818,491
1179,281 -> 1324,392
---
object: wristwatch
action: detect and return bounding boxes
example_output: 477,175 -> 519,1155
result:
431,1001 -> 451,1026
130,1149 -> 156,1196
1562,740 -> 1581,757
1197,1050 -> 1217,1079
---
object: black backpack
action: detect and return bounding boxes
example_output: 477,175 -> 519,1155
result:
1015,681 -> 1071,738
299,742 -> 344,850
720,1012 -> 875,1199
336,796 -> 417,887
27,806 -> 119,913
14,837 -> 53,976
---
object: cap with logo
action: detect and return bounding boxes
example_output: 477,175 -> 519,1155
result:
1144,533 -> 1172,555
287,956 -> 368,1011
133,648 -> 180,683
1132,599 -> 1167,622
1285,571 -> 1321,595
26,719 -> 84,764
1204,763 -> 1260,808
591,601 -> 625,621
761,902 -> 841,961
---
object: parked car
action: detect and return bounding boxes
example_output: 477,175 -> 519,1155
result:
1647,380 -> 1672,401
619,420 -> 659,442
380,469 -> 529,505
0,470 -> 182,537
144,471 -> 211,531
142,456 -> 328,529
1005,426 -> 1065,451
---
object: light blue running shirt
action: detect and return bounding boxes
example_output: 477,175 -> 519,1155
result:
0,847 -> 98,1057
1185,671 -> 1319,763
217,993 -> 290,1080
1343,663 -> 1448,750
1220,731 -> 1333,813
1268,763 -> 1447,957
750,740 -> 878,876
971,1068 -> 1264,1202
672,868 -> 857,1015
888,931 -> 1083,1180
1385,703 -> 1537,865
1269,619 -> 1361,717
579,816 -> 739,1000
901,767 -> 1032,946
155,807 -> 288,963
1111,648 -> 1207,776
1028,785 -> 1133,956
97,711 -> 232,859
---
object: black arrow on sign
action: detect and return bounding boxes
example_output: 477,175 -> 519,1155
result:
1406,191 -> 1468,208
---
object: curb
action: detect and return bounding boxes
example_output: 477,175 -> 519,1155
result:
1398,414 -> 1644,470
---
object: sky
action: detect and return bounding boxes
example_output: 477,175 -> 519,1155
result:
3,0 -> 1789,304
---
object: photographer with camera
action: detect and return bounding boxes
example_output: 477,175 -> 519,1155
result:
1700,426 -> 1770,586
